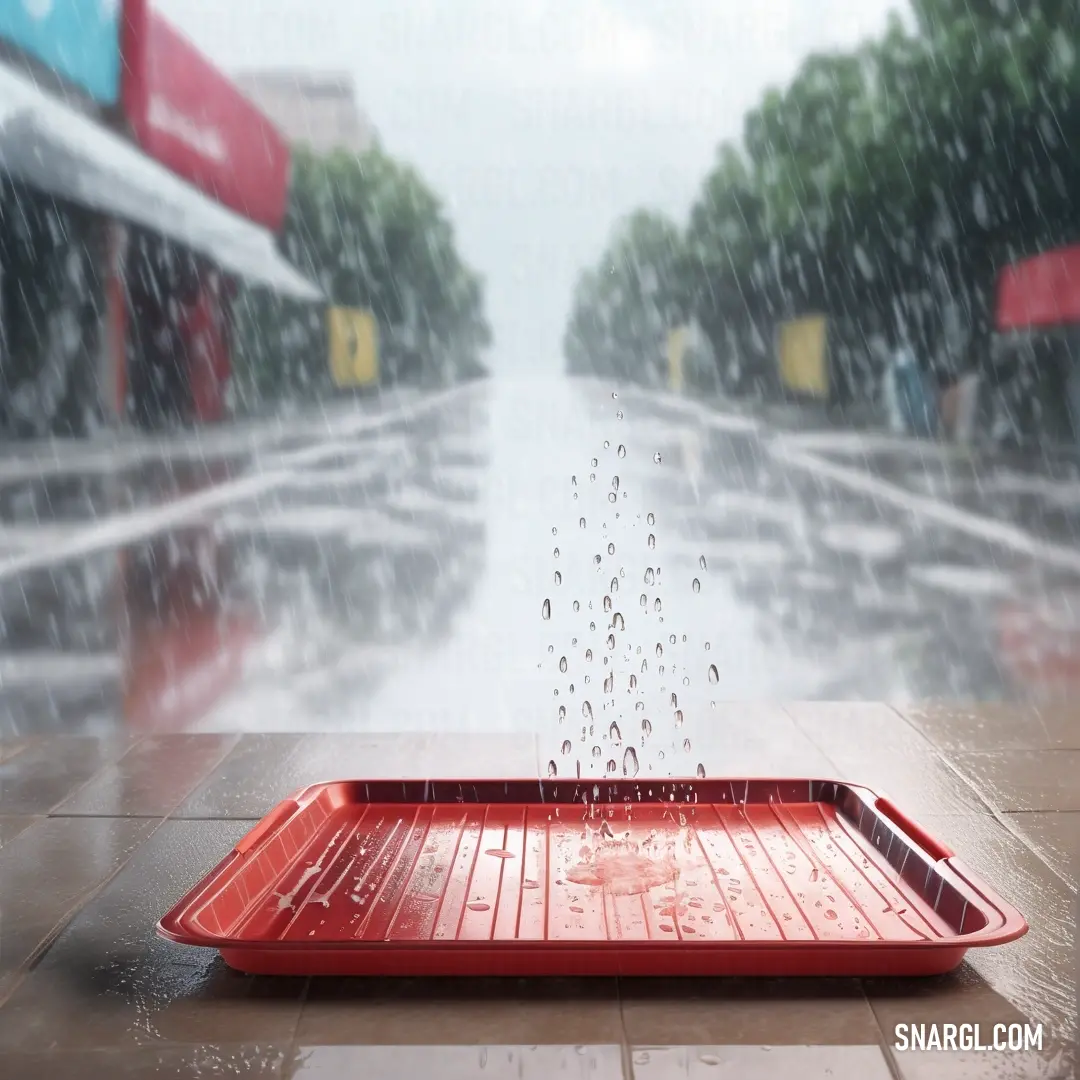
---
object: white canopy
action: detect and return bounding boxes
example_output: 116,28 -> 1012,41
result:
0,64 -> 321,302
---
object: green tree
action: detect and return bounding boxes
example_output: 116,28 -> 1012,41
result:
234,143 -> 491,409
564,209 -> 690,387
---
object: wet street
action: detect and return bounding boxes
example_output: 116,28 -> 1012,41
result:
0,378 -> 1076,1077
0,377 -> 1077,744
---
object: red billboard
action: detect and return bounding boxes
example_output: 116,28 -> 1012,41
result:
121,0 -> 291,233
996,244 -> 1080,331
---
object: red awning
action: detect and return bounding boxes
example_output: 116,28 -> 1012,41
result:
996,244 -> 1080,331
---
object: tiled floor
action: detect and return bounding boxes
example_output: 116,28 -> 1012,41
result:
0,705 -> 1075,1078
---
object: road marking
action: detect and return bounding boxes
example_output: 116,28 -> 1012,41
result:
773,444 -> 1080,575
0,382 -> 481,583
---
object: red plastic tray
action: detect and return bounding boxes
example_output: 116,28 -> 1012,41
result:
158,778 -> 1027,977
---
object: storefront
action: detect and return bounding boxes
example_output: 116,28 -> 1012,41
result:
0,0 -> 316,436
0,0 -> 121,436
120,0 -> 293,426
990,244 -> 1080,449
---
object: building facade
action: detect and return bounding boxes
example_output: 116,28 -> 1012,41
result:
234,71 -> 375,155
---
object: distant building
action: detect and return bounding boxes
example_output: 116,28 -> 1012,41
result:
233,71 -> 375,155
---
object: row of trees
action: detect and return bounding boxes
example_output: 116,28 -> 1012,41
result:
565,0 -> 1080,408
234,142 -> 491,410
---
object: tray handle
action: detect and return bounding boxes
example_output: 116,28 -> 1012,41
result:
235,797 -> 301,856
874,796 -> 954,862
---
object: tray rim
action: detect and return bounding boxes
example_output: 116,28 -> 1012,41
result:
158,775 -> 1029,954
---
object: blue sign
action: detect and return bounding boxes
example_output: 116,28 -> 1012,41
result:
0,0 -> 121,104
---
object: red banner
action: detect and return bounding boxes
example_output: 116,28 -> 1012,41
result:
121,0 -> 290,232
996,244 -> 1080,331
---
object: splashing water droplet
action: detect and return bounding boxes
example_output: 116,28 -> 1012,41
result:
613,612 -> 625,631
616,410 -> 624,420
629,673 -> 637,689
656,643 -> 663,658
603,595 -> 613,613
708,664 -> 719,684
604,673 -> 614,694
683,738 -> 692,752
561,740 -> 572,755
607,758 -> 617,773
699,555 -> 708,571
585,648 -> 593,662
559,656 -> 568,673
542,599 -> 551,620
696,763 -> 706,779
610,577 -> 619,593
579,516 -> 586,529
604,440 -> 610,450
559,705 -> 566,721
607,542 -> 615,556
622,746 -> 640,777
641,718 -> 652,736
654,597 -> 662,612
591,457 -> 598,468
647,512 -> 655,525
669,634 -> 677,645
548,760 -> 558,777
675,709 -> 684,728
582,701 -> 593,721
639,593 -> 647,608
555,571 -> 562,586
592,744 -> 602,758
606,633 -> 616,651
552,527 -> 558,536
617,444 -> 626,458
573,600 -> 581,612
607,492 -> 616,503
692,578 -> 701,594
653,452 -> 662,464
644,568 -> 655,585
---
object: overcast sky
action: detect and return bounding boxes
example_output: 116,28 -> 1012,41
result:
158,1 -> 904,371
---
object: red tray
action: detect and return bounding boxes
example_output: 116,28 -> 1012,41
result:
158,778 -> 1027,977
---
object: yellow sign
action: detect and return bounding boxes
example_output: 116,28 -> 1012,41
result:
777,315 -> 829,398
328,307 -> 378,388
667,326 -> 687,394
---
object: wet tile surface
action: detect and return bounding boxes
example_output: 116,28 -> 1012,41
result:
290,1044 -> 626,1078
53,734 -> 239,817
0,818 -> 309,1053
619,978 -> 881,1046
902,703 -> 1080,753
0,815 -> 155,994
950,751 -> 1080,812
1004,812 -> 1080,889
0,815 -> 39,847
629,1044 -> 894,1078
174,732 -> 539,819
295,977 -> 624,1047
0,735 -> 138,814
